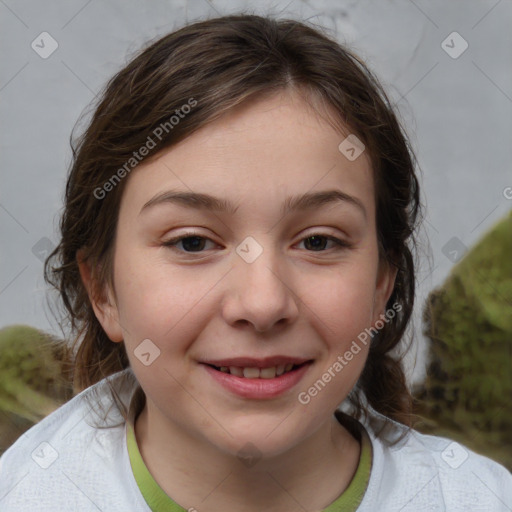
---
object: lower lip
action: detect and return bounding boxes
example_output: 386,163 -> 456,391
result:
202,363 -> 311,399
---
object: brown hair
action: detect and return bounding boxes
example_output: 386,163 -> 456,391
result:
45,14 -> 421,430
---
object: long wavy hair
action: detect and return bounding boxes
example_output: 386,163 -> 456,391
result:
45,14 -> 422,430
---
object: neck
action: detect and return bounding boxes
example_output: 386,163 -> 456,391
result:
133,400 -> 362,512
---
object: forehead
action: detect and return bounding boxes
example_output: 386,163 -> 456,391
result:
119,90 -> 375,223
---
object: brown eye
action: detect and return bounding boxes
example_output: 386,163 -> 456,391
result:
299,234 -> 351,252
162,234 -> 216,253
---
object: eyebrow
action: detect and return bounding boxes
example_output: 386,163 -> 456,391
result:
139,189 -> 367,219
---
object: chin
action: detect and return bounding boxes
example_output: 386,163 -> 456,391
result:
203,414 -> 310,461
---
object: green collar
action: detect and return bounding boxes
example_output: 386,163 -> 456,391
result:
126,419 -> 186,512
126,403 -> 372,512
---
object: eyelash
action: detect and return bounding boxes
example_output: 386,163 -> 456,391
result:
161,231 -> 352,255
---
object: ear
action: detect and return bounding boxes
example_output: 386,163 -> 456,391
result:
371,257 -> 398,326
76,249 -> 124,343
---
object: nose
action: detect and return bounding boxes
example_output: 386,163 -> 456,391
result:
221,244 -> 300,333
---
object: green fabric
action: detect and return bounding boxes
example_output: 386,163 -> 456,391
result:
126,418 -> 372,512
126,421 -> 186,512
323,425 -> 372,511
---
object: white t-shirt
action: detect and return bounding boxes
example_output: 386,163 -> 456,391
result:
0,367 -> 510,511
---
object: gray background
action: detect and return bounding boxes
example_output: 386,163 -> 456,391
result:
1,0 -> 511,386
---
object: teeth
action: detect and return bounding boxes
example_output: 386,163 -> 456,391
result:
243,367 -> 260,379
216,364 -> 299,378
229,366 -> 243,377
260,367 -> 276,379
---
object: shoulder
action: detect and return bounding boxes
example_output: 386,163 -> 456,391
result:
359,410 -> 512,511
0,368 -> 148,511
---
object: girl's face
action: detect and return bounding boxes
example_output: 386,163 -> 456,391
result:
86,89 -> 395,457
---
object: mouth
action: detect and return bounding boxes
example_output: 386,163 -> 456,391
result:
205,362 -> 308,379
200,357 -> 313,399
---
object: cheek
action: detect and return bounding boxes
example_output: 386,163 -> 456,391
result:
305,264 -> 376,345
111,252 -> 201,405
297,263 -> 376,402
298,276 -> 373,409
112,249 -> 215,346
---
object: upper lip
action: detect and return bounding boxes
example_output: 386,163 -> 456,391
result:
201,356 -> 312,368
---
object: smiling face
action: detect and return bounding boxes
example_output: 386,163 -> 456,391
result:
84,88 -> 396,458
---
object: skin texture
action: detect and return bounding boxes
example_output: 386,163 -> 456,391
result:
79,89 -> 396,511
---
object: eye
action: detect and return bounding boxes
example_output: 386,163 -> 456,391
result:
163,232 -> 350,255
297,234 -> 351,252
162,233 -> 217,253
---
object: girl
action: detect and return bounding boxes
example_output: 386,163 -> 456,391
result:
0,13 -> 510,512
